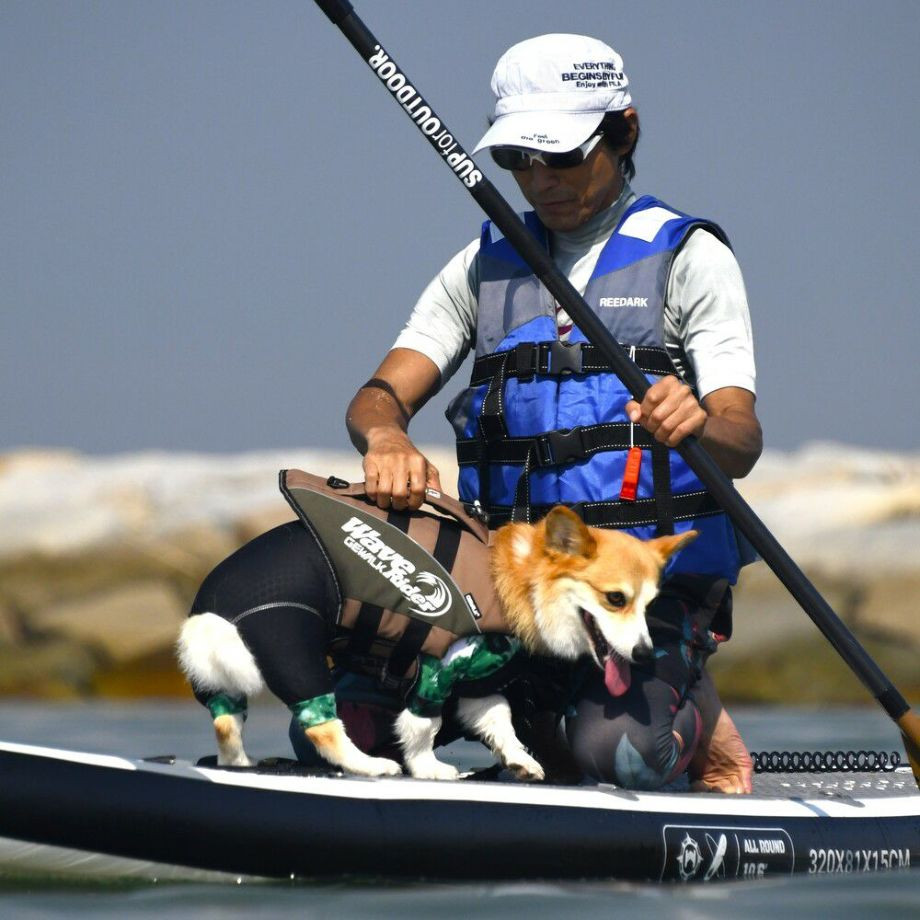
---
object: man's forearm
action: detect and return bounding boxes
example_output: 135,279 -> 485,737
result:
346,381 -> 411,455
344,349 -> 445,510
698,410 -> 763,479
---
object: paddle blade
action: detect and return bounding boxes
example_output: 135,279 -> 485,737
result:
896,709 -> 920,789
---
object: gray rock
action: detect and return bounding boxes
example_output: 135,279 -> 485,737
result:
0,443 -> 916,700
29,581 -> 185,664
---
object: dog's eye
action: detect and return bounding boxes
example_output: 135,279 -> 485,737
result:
605,591 -> 628,608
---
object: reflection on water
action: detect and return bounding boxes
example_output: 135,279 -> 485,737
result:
0,865 -> 916,919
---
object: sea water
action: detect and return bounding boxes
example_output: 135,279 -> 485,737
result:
0,701 -> 916,918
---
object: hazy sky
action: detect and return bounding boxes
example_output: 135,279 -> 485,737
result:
3,0 -> 918,458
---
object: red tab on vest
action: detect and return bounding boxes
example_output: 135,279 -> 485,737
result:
619,446 -> 642,501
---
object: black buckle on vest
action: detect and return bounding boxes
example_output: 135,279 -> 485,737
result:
463,499 -> 490,525
548,341 -> 584,375
513,342 -> 536,381
535,427 -> 587,466
326,475 -> 349,489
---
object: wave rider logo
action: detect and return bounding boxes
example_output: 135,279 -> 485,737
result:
340,517 -> 453,617
367,45 -> 483,189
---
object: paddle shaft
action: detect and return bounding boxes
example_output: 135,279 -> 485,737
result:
312,0 -> 919,751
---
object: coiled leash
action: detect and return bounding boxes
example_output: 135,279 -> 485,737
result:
750,749 -> 902,773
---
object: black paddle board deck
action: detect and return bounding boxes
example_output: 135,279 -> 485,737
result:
0,740 -> 916,883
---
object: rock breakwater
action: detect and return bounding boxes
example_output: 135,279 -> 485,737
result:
0,443 -> 917,703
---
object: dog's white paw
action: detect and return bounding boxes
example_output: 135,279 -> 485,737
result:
339,753 -> 403,777
503,749 -> 545,782
366,756 -> 402,777
406,757 -> 460,781
418,762 -> 461,781
217,752 -> 253,768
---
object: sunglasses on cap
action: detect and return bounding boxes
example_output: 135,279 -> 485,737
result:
490,133 -> 604,172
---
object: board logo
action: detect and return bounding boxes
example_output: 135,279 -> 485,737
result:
661,825 -> 795,882
677,833 -> 703,881
674,831 -> 727,881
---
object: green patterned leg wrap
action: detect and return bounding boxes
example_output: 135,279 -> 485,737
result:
291,692 -> 338,728
206,693 -> 248,720
408,636 -> 523,717
408,654 -> 449,717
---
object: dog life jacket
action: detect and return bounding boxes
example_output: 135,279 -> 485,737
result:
445,195 -> 745,582
281,469 -> 507,689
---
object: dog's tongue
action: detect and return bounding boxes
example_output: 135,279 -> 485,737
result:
604,654 -> 631,697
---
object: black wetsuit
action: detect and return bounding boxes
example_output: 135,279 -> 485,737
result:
189,522 -> 340,707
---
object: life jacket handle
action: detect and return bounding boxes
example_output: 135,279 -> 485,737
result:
281,469 -> 491,545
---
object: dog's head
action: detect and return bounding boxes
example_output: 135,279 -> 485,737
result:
492,506 -> 697,697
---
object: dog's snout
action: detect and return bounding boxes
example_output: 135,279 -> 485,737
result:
631,639 -> 654,663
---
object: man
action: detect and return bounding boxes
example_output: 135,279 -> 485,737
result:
342,34 -> 760,792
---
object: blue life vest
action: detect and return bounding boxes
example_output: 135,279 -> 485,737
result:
446,195 -> 745,582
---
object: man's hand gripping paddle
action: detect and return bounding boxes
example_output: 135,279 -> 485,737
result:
311,0 -> 920,785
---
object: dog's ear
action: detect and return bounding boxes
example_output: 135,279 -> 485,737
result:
647,529 -> 698,566
543,506 -> 597,558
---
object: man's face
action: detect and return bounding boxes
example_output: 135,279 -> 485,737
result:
512,139 -> 623,232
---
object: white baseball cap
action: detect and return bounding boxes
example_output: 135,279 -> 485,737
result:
473,34 -> 632,155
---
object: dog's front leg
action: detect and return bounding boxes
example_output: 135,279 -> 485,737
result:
302,719 -> 402,777
457,695 -> 545,782
292,694 -> 401,776
395,710 -> 459,780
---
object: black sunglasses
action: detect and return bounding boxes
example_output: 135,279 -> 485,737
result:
490,134 -> 604,172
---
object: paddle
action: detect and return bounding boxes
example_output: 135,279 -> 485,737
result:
311,0 -> 920,784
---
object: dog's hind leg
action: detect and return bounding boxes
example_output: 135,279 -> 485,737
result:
457,695 -> 545,782
177,614 -> 264,767
394,710 -> 459,780
208,694 -> 251,767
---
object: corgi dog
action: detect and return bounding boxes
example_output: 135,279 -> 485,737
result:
178,503 -> 695,782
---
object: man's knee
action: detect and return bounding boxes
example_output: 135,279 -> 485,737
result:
568,721 -> 678,788
566,681 -> 703,789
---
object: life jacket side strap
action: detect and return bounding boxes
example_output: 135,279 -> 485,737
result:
474,349 -> 513,512
457,422 -> 658,466
326,636 -> 419,697
348,603 -> 384,656
470,342 -> 675,385
650,442 -> 675,536
486,491 -> 723,529
432,518 -> 462,571
384,618 -> 433,683
282,469 -> 490,545
386,509 -> 410,533
382,515 -> 463,678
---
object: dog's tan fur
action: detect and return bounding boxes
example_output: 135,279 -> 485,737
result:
491,506 -> 697,664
